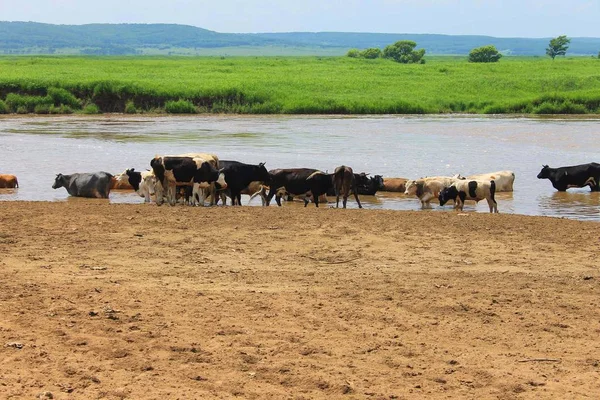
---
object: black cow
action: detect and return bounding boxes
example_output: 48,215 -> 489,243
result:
52,172 -> 113,198
537,163 -> 600,192
218,160 -> 271,206
306,167 -> 364,208
354,173 -> 384,195
150,155 -> 226,206
266,168 -> 322,207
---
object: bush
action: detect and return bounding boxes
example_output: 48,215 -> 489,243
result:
124,101 -> 137,114
469,45 -> 502,63
360,48 -> 382,59
383,40 -> 426,64
0,100 -> 7,114
5,93 -> 52,113
82,103 -> 100,114
346,49 -> 360,58
165,99 -> 197,114
34,104 -> 51,114
47,87 -> 81,109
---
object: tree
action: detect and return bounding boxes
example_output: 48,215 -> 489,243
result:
546,35 -> 570,60
383,40 -> 425,64
346,49 -> 360,58
468,45 -> 502,63
360,48 -> 382,59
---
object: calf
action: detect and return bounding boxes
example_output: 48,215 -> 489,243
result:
52,172 -> 113,198
305,171 -> 334,208
0,174 -> 19,188
537,163 -> 600,191
439,179 -> 498,213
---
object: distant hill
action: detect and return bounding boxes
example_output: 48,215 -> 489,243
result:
1,22 -> 600,56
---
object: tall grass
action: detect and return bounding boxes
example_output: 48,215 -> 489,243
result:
0,55 -> 599,114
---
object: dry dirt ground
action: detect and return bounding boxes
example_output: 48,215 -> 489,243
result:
1,201 -> 599,399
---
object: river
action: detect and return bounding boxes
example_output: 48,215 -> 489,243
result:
0,115 -> 598,221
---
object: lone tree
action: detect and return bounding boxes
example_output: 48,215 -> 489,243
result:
468,45 -> 502,63
383,40 -> 425,64
546,35 -> 570,60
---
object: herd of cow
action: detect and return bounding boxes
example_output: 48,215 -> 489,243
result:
1,157 -> 599,213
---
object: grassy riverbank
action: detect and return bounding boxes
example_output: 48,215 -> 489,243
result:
1,55 -> 599,114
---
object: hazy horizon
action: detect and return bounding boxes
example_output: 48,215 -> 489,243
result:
1,0 -> 599,38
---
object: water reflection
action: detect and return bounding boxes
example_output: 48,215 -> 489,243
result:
538,191 -> 600,220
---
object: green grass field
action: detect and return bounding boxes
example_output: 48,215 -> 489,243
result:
0,55 -> 599,114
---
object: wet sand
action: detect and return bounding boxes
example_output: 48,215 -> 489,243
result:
1,202 -> 599,399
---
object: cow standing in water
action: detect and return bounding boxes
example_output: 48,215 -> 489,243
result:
52,172 -> 113,198
333,166 -> 362,209
150,155 -> 226,206
438,179 -> 498,213
537,163 -> 600,191
305,166 -> 363,208
0,174 -> 19,188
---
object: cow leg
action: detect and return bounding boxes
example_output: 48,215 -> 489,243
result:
167,183 -> 177,206
313,194 -> 319,208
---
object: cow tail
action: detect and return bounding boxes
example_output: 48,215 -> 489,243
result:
15,178 -> 19,188
490,180 -> 496,205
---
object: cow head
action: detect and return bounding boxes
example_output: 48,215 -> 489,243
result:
52,174 -> 65,189
150,157 -> 165,183
371,175 -> 385,191
537,165 -> 550,179
126,168 -> 142,191
438,186 -> 459,206
256,162 -> 271,184
404,180 -> 421,196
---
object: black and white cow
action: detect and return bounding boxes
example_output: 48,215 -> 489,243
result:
52,172 -> 113,198
438,179 -> 498,213
218,160 -> 271,206
150,155 -> 226,206
537,163 -> 600,192
265,168 -> 322,207
125,169 -> 157,203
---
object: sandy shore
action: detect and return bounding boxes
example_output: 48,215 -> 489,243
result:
1,202 -> 599,399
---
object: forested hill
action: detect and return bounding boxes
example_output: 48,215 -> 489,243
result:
1,21 -> 599,56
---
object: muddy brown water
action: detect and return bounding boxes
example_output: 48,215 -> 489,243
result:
1,115 -> 599,221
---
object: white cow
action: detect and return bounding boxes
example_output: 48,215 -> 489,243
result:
454,170 -> 515,192
404,176 -> 458,208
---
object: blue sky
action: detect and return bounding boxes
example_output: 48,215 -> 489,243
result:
1,0 -> 599,37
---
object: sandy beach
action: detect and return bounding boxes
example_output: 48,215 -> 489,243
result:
1,201 -> 599,399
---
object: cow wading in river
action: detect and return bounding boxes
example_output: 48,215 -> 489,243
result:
305,166 -> 363,208
52,172 -> 113,198
218,160 -> 271,206
537,163 -> 600,191
438,179 -> 498,213
150,155 -> 226,206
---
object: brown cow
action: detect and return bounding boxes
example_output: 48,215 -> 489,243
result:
0,174 -> 19,188
382,177 -> 409,192
333,165 -> 362,209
